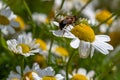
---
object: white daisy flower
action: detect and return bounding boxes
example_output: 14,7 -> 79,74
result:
0,8 -> 19,35
52,22 -> 113,58
7,71 -> 21,80
52,44 -> 69,57
50,44 -> 69,65
7,32 -> 40,57
71,68 -> 95,80
32,13 -> 48,24
34,66 -> 64,80
7,63 -> 42,80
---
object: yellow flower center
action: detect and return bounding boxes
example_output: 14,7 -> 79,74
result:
23,71 -> 37,80
72,74 -> 88,80
55,46 -> 69,57
95,10 -> 113,25
81,0 -> 89,4
17,44 -> 30,53
71,23 -> 95,42
42,76 -> 56,80
35,39 -> 47,51
0,15 -> 10,25
11,78 -> 20,80
34,54 -> 46,68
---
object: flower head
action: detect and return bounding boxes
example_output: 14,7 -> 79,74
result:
34,67 -> 64,80
14,15 -> 26,31
7,63 -> 41,80
95,9 -> 113,25
71,23 -> 95,42
7,32 -> 40,57
52,20 -> 113,58
52,45 -> 69,57
70,23 -> 113,58
71,68 -> 95,80
35,38 -> 47,51
0,9 -> 19,35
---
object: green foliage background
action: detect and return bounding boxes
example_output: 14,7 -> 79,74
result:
0,0 -> 120,80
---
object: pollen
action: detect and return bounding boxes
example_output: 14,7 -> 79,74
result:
71,23 -> 95,42
23,71 -> 37,80
95,10 -> 113,25
72,74 -> 87,80
0,15 -> 10,25
14,16 -> 25,30
17,44 -> 30,53
55,46 -> 69,57
42,76 -> 56,80
35,39 -> 47,51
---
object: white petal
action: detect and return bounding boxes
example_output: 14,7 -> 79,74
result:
77,68 -> 87,76
87,70 -> 95,78
16,66 -> 21,74
52,21 -> 59,26
32,72 -> 40,80
32,63 -> 40,70
10,21 -> 20,28
63,29 -> 76,38
92,41 -> 109,54
95,35 -> 110,42
90,46 -> 95,58
7,26 -> 15,34
30,49 -> 40,53
70,38 -> 80,49
1,9 -> 11,17
78,41 -> 90,58
52,30 -> 65,37
55,74 -> 64,80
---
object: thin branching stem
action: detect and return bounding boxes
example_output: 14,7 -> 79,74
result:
48,39 -> 54,66
23,0 -> 36,36
77,0 -> 92,18
66,50 -> 76,80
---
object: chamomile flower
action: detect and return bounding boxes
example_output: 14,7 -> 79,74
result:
95,9 -> 113,25
0,9 -> 19,35
71,23 -> 113,58
14,15 -> 26,31
7,71 -> 21,80
35,38 -> 47,52
7,63 -> 41,80
33,54 -> 47,68
7,32 -> 40,57
51,45 -> 69,65
52,21 -> 113,58
32,13 -> 49,24
52,45 -> 69,57
33,67 -> 64,80
71,68 -> 95,80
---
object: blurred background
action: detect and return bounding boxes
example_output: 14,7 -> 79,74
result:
0,0 -> 120,80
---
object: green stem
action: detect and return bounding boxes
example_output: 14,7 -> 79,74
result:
48,39 -> 53,65
0,31 -> 7,50
77,0 -> 92,18
21,57 -> 25,78
23,0 -> 36,36
66,51 -> 76,80
59,0 -> 65,10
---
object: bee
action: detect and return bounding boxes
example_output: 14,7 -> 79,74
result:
59,15 -> 78,30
